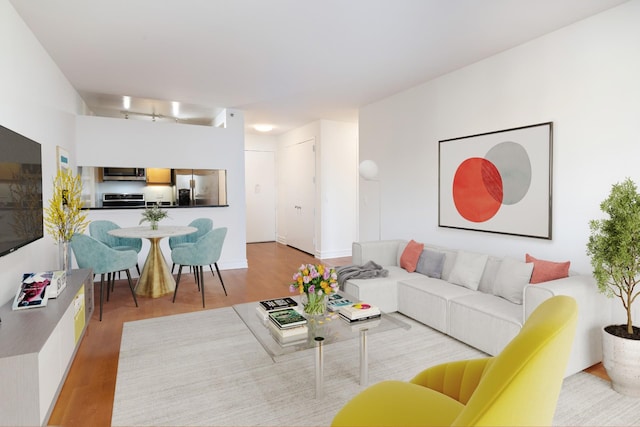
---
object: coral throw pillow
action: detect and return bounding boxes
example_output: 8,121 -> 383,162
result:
400,240 -> 424,272
526,253 -> 570,284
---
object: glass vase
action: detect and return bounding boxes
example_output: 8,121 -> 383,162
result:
59,240 -> 71,272
302,291 -> 327,317
150,221 -> 158,230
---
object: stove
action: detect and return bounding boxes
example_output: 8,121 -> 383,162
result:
102,193 -> 145,207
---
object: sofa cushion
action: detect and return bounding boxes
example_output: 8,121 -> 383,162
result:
478,256 -> 502,294
400,240 -> 424,272
448,293 -> 523,356
398,277 -> 477,334
525,253 -> 570,284
448,250 -> 488,291
415,249 -> 446,279
494,257 -> 534,304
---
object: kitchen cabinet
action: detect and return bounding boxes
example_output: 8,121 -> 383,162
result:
0,269 -> 94,426
146,168 -> 172,184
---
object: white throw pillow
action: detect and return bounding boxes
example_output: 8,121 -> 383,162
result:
448,250 -> 488,290
494,257 -> 535,304
478,256 -> 502,294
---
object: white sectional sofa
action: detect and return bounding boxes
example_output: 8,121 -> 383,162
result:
342,239 -> 609,377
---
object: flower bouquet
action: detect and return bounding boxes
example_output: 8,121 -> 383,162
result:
289,263 -> 338,316
139,205 -> 169,230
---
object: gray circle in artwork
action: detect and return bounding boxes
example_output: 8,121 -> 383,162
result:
485,141 -> 531,205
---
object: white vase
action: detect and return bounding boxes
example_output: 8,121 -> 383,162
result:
602,326 -> 640,397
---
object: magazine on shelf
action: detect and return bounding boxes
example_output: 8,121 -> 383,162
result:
268,308 -> 307,329
338,302 -> 381,320
348,317 -> 382,331
339,312 -> 382,324
327,293 -> 355,312
267,320 -> 309,342
12,272 -> 52,310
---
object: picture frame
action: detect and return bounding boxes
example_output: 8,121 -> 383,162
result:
56,145 -> 69,171
438,122 -> 553,239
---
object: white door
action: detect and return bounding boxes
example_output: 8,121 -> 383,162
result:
286,139 -> 316,254
245,150 -> 276,243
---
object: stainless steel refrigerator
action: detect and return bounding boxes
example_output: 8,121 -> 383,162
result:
173,169 -> 227,206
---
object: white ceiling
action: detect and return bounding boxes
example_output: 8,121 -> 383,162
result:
10,0 -> 628,134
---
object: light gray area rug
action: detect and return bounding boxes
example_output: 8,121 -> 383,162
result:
113,307 -> 640,427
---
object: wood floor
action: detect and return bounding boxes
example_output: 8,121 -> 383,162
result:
47,242 -> 608,427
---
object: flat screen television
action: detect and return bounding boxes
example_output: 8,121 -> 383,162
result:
0,124 -> 43,257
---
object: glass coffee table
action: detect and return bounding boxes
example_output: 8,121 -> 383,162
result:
232,293 -> 410,398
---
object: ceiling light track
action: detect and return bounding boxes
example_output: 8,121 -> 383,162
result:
120,110 -> 179,122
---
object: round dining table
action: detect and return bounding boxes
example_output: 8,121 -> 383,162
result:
108,225 -> 197,298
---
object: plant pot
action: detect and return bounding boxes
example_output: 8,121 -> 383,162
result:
602,325 -> 640,397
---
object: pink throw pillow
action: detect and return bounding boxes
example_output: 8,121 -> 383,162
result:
400,240 -> 424,272
525,253 -> 570,284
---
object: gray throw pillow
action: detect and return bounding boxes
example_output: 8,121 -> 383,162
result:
415,249 -> 446,279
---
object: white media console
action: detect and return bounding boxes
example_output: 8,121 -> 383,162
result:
0,268 -> 94,426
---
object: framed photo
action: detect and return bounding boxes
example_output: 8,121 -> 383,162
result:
439,122 -> 553,239
56,146 -> 69,171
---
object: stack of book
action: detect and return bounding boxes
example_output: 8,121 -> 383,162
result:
255,297 -> 298,321
267,307 -> 309,344
327,293 -> 355,312
338,302 -> 381,323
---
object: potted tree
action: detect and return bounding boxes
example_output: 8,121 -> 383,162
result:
587,177 -> 640,396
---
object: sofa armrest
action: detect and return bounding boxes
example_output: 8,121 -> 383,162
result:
523,275 -> 611,376
523,275 -> 607,321
352,239 -> 406,266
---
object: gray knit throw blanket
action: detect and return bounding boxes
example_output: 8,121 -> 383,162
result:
336,260 -> 389,289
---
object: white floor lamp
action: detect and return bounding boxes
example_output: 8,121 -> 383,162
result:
359,160 -> 381,240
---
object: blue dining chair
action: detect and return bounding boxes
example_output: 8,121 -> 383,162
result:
70,233 -> 139,321
89,220 -> 142,275
171,227 -> 227,307
169,218 -> 213,274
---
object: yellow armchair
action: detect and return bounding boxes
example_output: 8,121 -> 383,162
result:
332,295 -> 578,427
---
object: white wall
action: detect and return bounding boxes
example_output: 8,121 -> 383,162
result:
359,0 -> 640,324
0,0 -> 86,305
317,120 -> 358,258
75,114 -> 248,270
277,120 -> 357,259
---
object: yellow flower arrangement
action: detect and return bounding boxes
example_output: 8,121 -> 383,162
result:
290,263 -> 338,316
43,169 -> 89,242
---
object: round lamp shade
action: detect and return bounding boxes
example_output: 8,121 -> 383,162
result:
359,160 -> 379,181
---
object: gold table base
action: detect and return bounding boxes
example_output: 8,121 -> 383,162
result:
135,237 -> 175,297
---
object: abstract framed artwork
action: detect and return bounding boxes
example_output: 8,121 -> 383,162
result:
439,122 -> 553,239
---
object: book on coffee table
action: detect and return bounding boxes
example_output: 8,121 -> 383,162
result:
327,293 -> 355,312
259,297 -> 298,311
256,297 -> 299,321
338,302 -> 381,321
268,308 -> 307,329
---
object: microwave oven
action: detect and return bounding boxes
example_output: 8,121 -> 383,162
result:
102,167 -> 146,181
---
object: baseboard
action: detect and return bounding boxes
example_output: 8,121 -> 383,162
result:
317,248 -> 352,259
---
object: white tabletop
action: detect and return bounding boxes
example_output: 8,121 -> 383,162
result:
108,225 -> 197,239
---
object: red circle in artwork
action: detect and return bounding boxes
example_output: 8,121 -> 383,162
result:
453,158 -> 503,222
